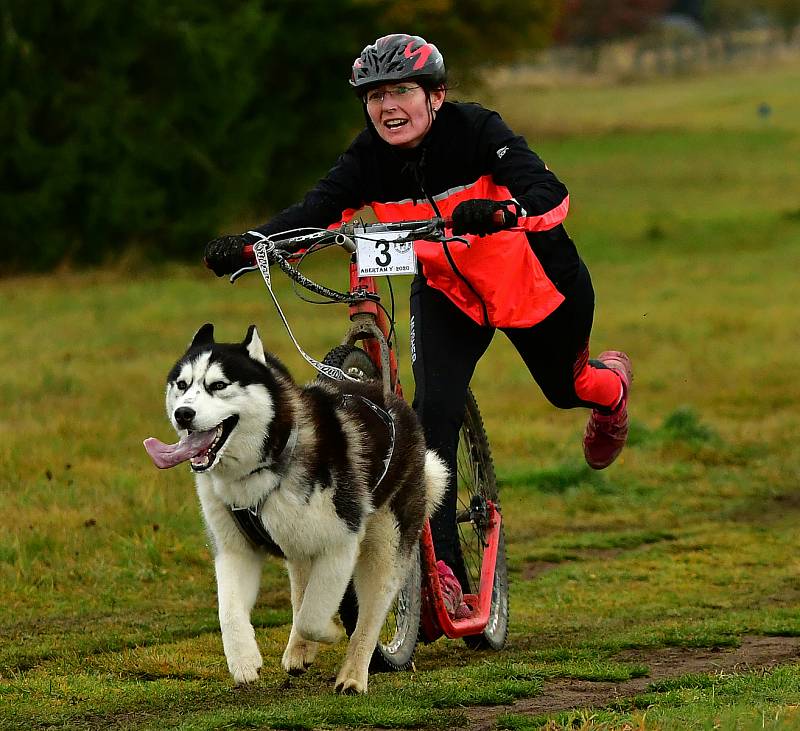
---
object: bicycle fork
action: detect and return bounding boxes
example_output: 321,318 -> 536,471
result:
342,268 -> 402,399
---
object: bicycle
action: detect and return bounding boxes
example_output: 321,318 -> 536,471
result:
229,216 -> 509,672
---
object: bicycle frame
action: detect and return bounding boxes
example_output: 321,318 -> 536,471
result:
420,506 -> 501,640
337,249 -> 503,642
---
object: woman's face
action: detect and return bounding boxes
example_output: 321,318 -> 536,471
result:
365,83 -> 445,148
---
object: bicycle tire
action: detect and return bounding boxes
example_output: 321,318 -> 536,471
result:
320,344 -> 380,383
322,344 -> 421,672
456,388 -> 509,651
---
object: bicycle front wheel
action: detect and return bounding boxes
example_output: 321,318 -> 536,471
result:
456,388 -> 509,650
321,343 -> 379,382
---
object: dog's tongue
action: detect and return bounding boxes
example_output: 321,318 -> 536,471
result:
143,430 -> 216,469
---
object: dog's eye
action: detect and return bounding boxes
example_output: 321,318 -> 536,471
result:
210,381 -> 228,391
176,380 -> 188,391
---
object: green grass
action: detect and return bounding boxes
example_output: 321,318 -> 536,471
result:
2,60 -> 800,729
498,668 -> 800,730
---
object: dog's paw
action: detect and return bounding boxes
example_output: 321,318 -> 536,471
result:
297,618 -> 342,645
281,637 -> 319,674
335,673 -> 368,695
227,649 -> 263,685
335,657 -> 369,695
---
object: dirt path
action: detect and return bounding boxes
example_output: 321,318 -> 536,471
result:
466,635 -> 800,729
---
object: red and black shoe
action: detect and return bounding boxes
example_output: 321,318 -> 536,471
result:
583,351 -> 633,470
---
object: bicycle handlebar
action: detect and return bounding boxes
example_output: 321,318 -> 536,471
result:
231,210 -> 508,297
240,216 -> 461,267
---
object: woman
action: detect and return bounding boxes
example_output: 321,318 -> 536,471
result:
205,33 -> 632,613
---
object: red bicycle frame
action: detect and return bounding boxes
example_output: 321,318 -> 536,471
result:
340,255 -> 503,642
420,507 -> 501,641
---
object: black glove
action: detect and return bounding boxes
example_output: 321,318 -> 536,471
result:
451,199 -> 519,236
204,234 -> 249,277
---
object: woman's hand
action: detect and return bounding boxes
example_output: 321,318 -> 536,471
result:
204,235 -> 249,276
451,199 -> 519,236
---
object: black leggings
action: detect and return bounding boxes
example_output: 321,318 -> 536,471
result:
410,260 -> 597,564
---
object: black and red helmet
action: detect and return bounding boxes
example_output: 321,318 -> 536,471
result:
350,34 -> 446,94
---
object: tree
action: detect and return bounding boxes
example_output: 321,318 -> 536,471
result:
0,0 -> 559,270
554,0 -> 673,44
751,0 -> 800,39
1,1 -> 377,268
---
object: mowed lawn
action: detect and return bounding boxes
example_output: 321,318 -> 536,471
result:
1,60 -> 799,730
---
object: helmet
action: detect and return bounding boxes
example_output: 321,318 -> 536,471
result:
350,34 -> 446,94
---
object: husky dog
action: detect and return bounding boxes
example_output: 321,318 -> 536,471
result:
144,324 -> 446,693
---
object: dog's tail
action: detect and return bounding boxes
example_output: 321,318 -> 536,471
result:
423,450 -> 448,517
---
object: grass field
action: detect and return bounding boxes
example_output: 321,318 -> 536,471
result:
1,60 -> 799,730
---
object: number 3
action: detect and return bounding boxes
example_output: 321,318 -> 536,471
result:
375,241 -> 391,267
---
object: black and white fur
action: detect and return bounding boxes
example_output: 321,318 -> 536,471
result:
162,324 -> 446,693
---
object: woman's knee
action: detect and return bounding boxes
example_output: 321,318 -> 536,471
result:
542,388 -> 583,410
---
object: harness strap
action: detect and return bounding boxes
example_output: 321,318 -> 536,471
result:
226,424 -> 298,553
230,505 -> 284,557
250,235 -> 361,383
342,394 -> 395,489
242,423 -> 299,479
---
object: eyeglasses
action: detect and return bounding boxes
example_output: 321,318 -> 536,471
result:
365,85 -> 422,106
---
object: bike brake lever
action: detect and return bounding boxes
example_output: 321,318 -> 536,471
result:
442,235 -> 470,247
229,265 -> 258,283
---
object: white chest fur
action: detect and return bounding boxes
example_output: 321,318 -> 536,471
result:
261,479 -> 361,560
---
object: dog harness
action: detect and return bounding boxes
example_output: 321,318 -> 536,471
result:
229,503 -> 284,556
227,424 -> 299,555
227,396 -> 396,553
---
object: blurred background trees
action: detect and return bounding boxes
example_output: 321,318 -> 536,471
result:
2,1 -> 375,267
1,0 -> 797,270
554,0 -> 673,44
0,0 -> 557,269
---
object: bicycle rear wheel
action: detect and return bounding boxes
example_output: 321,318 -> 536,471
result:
455,388 -> 509,650
323,344 -> 421,672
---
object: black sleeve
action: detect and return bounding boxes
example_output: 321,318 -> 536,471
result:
249,133 -> 368,239
477,111 -> 569,223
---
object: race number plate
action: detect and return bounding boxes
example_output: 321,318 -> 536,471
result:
356,233 -> 417,277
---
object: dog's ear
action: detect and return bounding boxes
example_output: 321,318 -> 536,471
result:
243,325 -> 266,364
190,323 -> 215,349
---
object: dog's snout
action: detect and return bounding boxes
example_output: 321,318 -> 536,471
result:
174,406 -> 196,428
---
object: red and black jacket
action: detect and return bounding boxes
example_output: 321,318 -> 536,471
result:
253,101 -> 581,328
